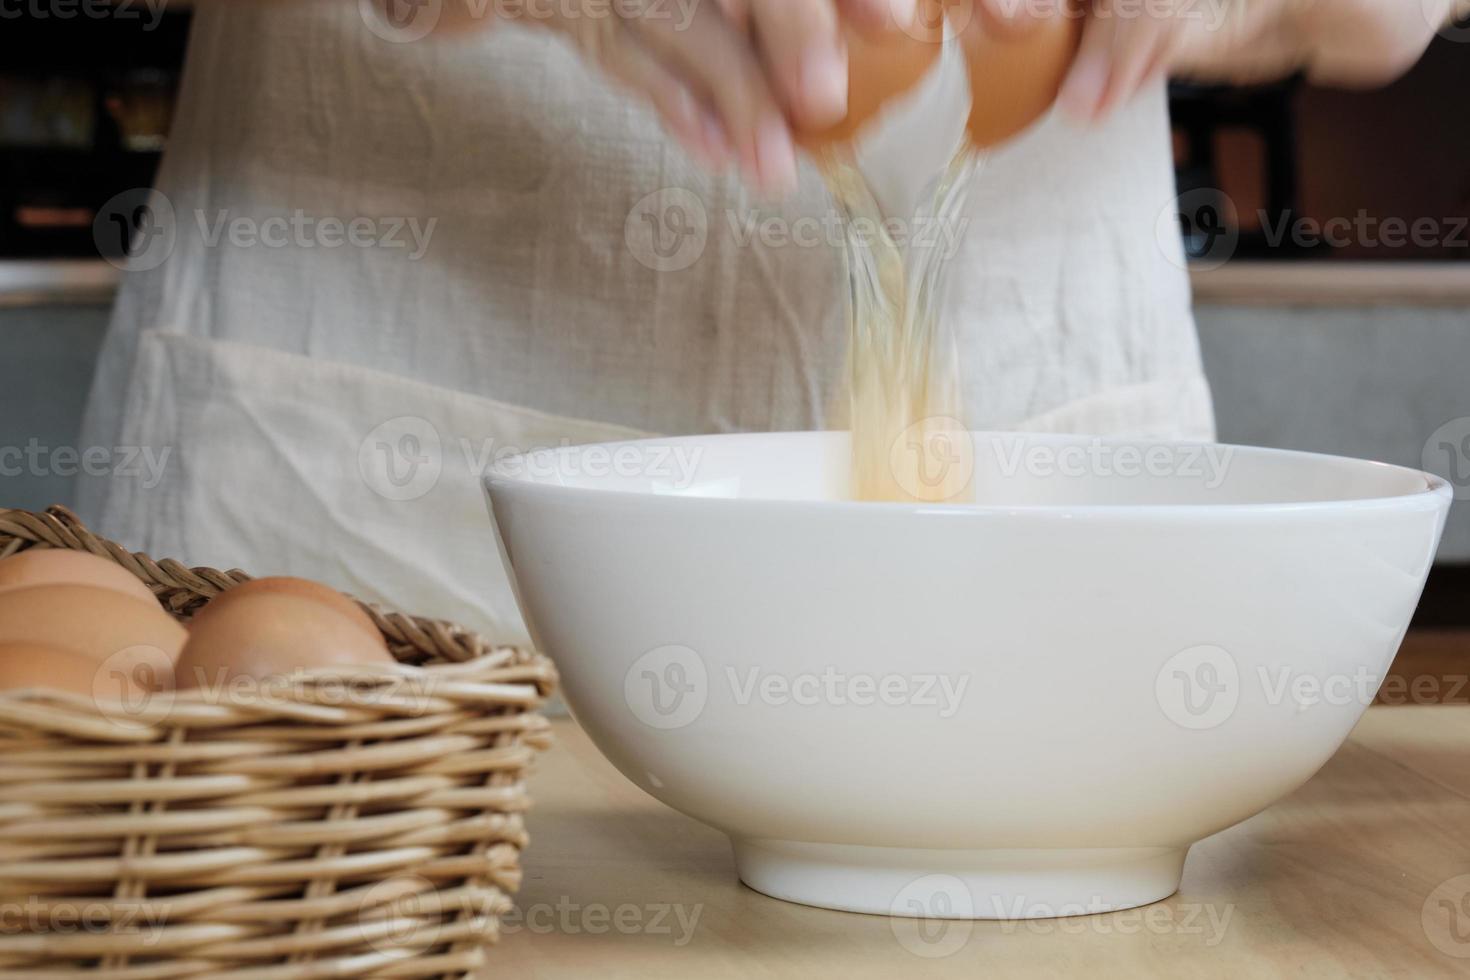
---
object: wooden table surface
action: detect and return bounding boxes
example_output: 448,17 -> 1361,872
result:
488,709 -> 1470,979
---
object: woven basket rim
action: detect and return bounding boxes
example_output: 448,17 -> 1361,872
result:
0,505 -> 557,735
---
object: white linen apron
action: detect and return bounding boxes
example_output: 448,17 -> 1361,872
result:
79,4 -> 1214,646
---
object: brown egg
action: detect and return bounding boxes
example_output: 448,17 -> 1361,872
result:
796,0 -> 947,149
956,0 -> 1082,148
0,585 -> 186,692
175,593 -> 393,690
212,577 -> 381,640
0,643 -> 106,698
0,549 -> 159,606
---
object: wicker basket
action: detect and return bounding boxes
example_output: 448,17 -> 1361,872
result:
0,506 -> 557,979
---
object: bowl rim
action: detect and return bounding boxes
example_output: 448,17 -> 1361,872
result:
484,430 -> 1453,519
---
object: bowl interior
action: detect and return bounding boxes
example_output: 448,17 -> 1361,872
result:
489,431 -> 1442,509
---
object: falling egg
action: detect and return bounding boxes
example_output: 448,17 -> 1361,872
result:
955,0 -> 1082,149
175,591 -> 393,690
0,549 -> 159,606
796,0 -> 947,149
211,577 -> 381,640
0,585 -> 187,692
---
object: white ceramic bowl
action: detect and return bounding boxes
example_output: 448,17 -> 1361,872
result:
485,432 -> 1451,919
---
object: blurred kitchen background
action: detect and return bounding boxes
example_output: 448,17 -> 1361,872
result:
1,5 -> 1467,630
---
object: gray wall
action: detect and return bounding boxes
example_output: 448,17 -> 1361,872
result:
0,304 -> 110,513
1196,304 -> 1468,561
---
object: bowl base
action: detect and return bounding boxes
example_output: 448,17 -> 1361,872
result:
732,839 -> 1188,919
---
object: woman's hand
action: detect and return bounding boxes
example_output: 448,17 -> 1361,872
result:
425,0 -> 917,196
971,0 -> 1458,124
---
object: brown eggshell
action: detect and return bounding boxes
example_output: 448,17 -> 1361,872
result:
0,585 -> 186,692
0,549 -> 159,606
0,643 -> 106,698
210,577 -> 381,641
175,593 -> 393,690
956,0 -> 1082,148
796,0 -> 947,149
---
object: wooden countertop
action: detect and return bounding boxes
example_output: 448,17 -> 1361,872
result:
489,709 -> 1470,978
